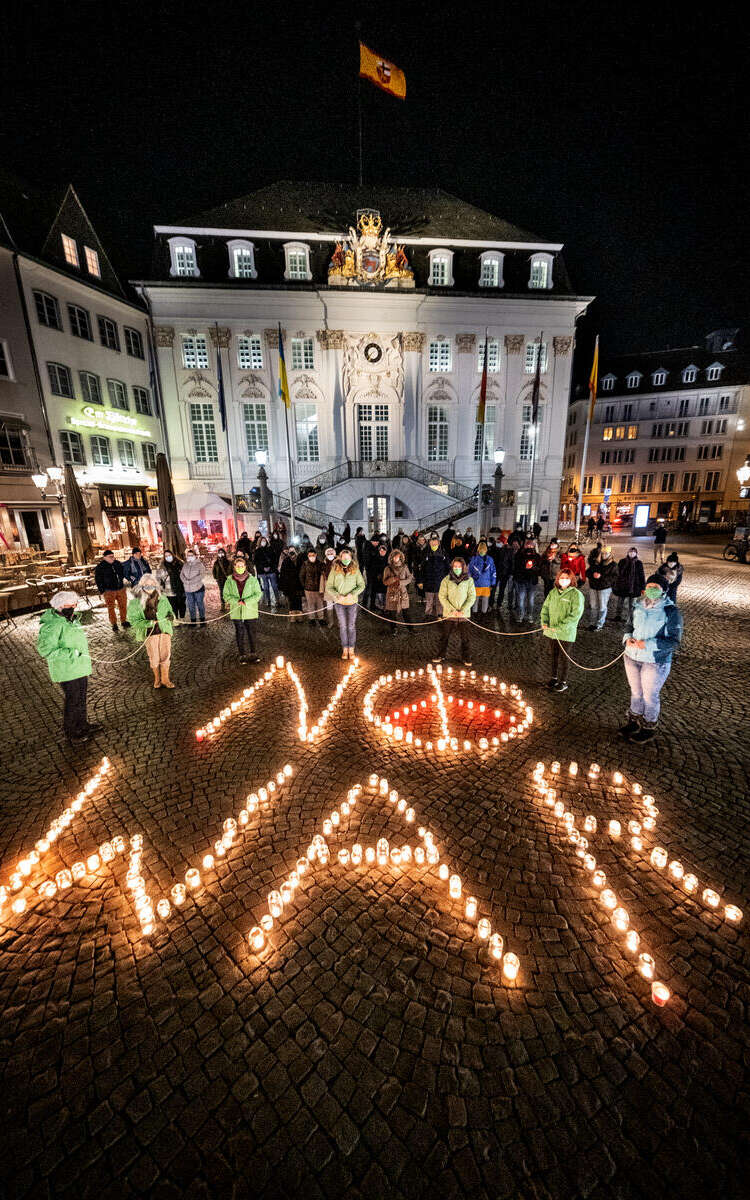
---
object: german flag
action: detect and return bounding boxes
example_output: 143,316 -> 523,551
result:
588,335 -> 599,422
359,42 -> 406,100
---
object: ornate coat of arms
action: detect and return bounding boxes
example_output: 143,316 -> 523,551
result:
328,210 -> 414,289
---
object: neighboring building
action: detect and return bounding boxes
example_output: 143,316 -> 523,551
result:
1,181 -> 166,552
136,182 -> 592,540
561,331 -> 750,528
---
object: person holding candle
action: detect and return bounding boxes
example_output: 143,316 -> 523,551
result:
36,590 -> 95,743
155,550 -> 186,622
512,535 -> 542,624
432,557 -> 476,666
300,547 -> 325,626
319,546 -> 337,628
421,534 -> 449,617
127,574 -> 176,689
382,547 -> 414,636
211,546 -> 233,613
585,543 -> 617,630
620,574 -> 683,743
540,567 -> 585,692
222,553 -> 262,663
325,546 -> 366,659
180,548 -> 206,625
469,540 -> 497,616
613,546 -> 646,623
278,545 -> 303,622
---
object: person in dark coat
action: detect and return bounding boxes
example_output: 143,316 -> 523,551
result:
299,549 -> 325,626
491,538 -> 515,612
421,534 -> 449,616
123,547 -> 151,586
254,537 -> 279,607
156,552 -> 186,620
364,534 -> 382,607
278,547 -> 303,620
586,544 -> 617,630
441,524 -> 456,556
656,552 -> 683,603
342,523 -> 351,544
462,528 -> 477,560
595,514 -> 605,535
269,531 -> 285,565
512,537 -> 541,623
355,527 -> 367,569
326,521 -> 335,547
613,547 -> 646,622
94,549 -> 129,631
369,543 -> 389,610
235,532 -> 254,561
212,547 -> 233,612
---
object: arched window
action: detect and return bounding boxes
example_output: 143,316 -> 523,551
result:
283,242 -> 312,281
682,365 -> 697,383
478,252 -> 504,288
428,249 -> 454,287
227,239 -> 257,279
651,369 -> 667,386
528,253 -> 553,289
167,237 -> 199,278
706,362 -> 724,381
600,375 -> 615,392
626,371 -> 642,390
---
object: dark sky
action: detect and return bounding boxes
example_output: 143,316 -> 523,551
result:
2,0 -> 747,372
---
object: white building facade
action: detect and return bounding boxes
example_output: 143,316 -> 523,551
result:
138,184 -> 591,541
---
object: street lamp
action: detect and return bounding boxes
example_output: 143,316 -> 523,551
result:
492,448 -> 506,527
31,467 -> 72,561
255,450 -> 272,535
737,456 -> 750,488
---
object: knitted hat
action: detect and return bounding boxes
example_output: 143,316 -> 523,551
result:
645,574 -> 667,591
50,590 -> 80,611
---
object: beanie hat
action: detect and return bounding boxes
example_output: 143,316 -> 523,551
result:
645,574 -> 667,591
50,590 -> 80,611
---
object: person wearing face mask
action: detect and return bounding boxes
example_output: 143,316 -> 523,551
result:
235,531 -> 254,561
512,537 -> 542,624
539,539 -> 562,598
324,547 -> 365,658
382,548 -> 414,636
369,543 -> 389,611
560,541 -> 586,586
128,574 -> 175,689
94,548 -> 128,632
180,549 -> 206,625
156,550 -> 186,622
319,546 -> 337,628
620,575 -> 682,743
300,548 -> 325,626
278,546 -> 303,621
212,547 -> 233,613
540,569 -> 585,692
613,546 -> 645,623
254,537 -> 279,608
432,558 -> 476,666
222,553 -> 262,663
421,535 -> 449,617
37,591 -> 95,743
656,552 -> 683,603
585,543 -> 617,631
468,540 -> 496,616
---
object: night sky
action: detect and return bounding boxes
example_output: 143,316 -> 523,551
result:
2,0 -> 747,373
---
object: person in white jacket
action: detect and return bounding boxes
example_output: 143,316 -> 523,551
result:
180,550 -> 206,625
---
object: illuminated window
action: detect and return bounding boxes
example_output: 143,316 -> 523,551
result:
614,425 -> 626,440
682,365 -> 697,383
228,239 -> 257,279
61,234 -> 79,267
291,337 -> 314,370
427,405 -> 449,461
90,435 -> 111,466
519,404 -> 535,461
182,335 -> 209,369
283,243 -> 311,281
627,425 -> 638,439
524,341 -> 548,373
602,426 -> 613,441
60,430 -> 85,464
295,403 -> 319,462
169,238 -> 199,277
428,339 -> 452,373
84,246 -> 100,277
706,362 -> 723,381
477,338 -> 500,372
652,370 -> 667,386
478,252 -> 503,287
529,254 -> 552,288
428,249 -> 454,287
600,375 -> 615,392
237,335 -> 263,370
626,372 -> 642,389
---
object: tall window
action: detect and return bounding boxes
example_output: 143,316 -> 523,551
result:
627,425 -> 638,439
428,250 -> 453,286
237,335 -> 263,370
677,397 -> 690,417
229,242 -> 257,279
600,376 -> 615,392
243,402 -> 269,459
0,341 -> 11,380
0,424 -> 28,466
68,304 -> 92,340
34,290 -> 62,330
143,442 -> 157,470
107,379 -> 128,410
477,338 -> 500,373
524,341 -> 548,373
682,472 -> 698,491
519,403 -> 534,461
529,256 -> 551,288
640,473 -> 654,492
90,435 -> 111,466
295,403 -> 320,462
182,335 -> 209,369
47,362 -> 74,397
190,402 -> 218,463
706,363 -> 723,381
620,474 -> 634,493
118,439 -> 136,468
474,405 -> 495,461
600,474 -> 614,491
427,405 -> 449,462
626,373 -> 641,389
172,243 -> 198,276
125,327 -> 144,358
291,337 -> 314,370
698,396 -> 711,415
661,472 -> 675,492
652,370 -> 667,386
428,339 -> 452,373
682,366 -> 697,383
357,403 -> 389,462
284,244 -> 310,280
479,253 -> 503,287
80,371 -> 102,405
60,430 -> 85,464
704,470 -> 721,491
98,316 -> 120,351
718,394 -> 734,413
84,246 -> 100,277
61,234 -> 79,267
133,386 -> 152,416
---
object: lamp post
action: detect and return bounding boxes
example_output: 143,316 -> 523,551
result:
32,466 -> 72,562
255,450 -> 273,537
737,455 -> 750,525
492,447 -> 506,527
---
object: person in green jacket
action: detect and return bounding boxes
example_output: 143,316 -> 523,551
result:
540,566 -> 585,693
36,590 -> 96,743
127,574 -> 176,689
432,558 -> 477,667
222,553 -> 262,663
324,547 -> 366,658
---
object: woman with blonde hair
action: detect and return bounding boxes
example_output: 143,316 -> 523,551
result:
127,574 -> 176,689
325,546 -> 365,658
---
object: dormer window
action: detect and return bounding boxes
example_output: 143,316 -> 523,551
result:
478,252 -> 504,288
168,237 -> 199,277
626,371 -> 642,390
428,249 -> 454,287
284,242 -> 312,281
61,234 -> 79,268
600,375 -> 615,392
682,365 -> 698,383
84,246 -> 100,277
528,253 -> 553,289
228,239 -> 257,280
706,362 -> 724,381
652,369 -> 667,386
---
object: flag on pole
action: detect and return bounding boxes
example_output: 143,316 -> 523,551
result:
588,335 -> 599,421
359,42 -> 406,99
277,324 -> 290,409
531,332 -> 543,425
215,329 -> 227,431
476,332 -> 489,426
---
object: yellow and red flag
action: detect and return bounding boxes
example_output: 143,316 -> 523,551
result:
588,335 -> 599,421
476,333 -> 489,426
359,42 -> 406,100
277,324 -> 290,409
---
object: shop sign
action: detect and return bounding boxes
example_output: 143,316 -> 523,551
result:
68,406 -> 151,438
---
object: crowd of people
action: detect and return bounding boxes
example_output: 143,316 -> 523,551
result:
36,519 -> 682,747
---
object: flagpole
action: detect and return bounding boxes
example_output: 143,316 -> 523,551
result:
576,334 -> 599,538
476,327 -> 489,539
282,404 -> 297,542
215,324 -> 238,544
526,331 -> 543,532
355,24 -> 363,187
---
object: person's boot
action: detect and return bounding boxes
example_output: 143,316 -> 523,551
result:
629,720 -> 657,744
152,668 -> 161,689
619,712 -> 641,738
160,664 -> 175,689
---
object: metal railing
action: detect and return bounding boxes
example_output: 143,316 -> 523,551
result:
279,458 -> 474,505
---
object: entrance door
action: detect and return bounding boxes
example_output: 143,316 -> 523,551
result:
366,495 -> 388,536
21,510 -> 43,550
357,403 -> 389,462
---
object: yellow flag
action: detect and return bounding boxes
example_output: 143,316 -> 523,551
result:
359,42 -> 406,100
588,336 -> 599,422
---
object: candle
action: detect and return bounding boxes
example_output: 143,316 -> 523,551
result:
185,868 -> 201,890
477,918 -> 491,940
608,820 -> 621,838
612,907 -> 629,932
651,981 -> 670,1006
156,898 -> 171,920
248,926 -> 265,951
502,952 -> 520,980
490,932 -> 503,960
650,847 -> 668,869
449,875 -> 462,899
171,884 -> 186,905
638,953 -> 655,980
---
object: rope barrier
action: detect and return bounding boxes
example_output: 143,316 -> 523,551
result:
553,637 -> 627,672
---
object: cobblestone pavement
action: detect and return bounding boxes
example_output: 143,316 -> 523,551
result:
1,542 -> 749,1199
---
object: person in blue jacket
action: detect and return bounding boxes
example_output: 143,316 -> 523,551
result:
469,540 -> 497,615
122,546 -> 151,586
620,574 -> 682,744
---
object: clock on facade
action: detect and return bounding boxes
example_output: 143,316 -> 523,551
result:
363,341 -> 382,364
